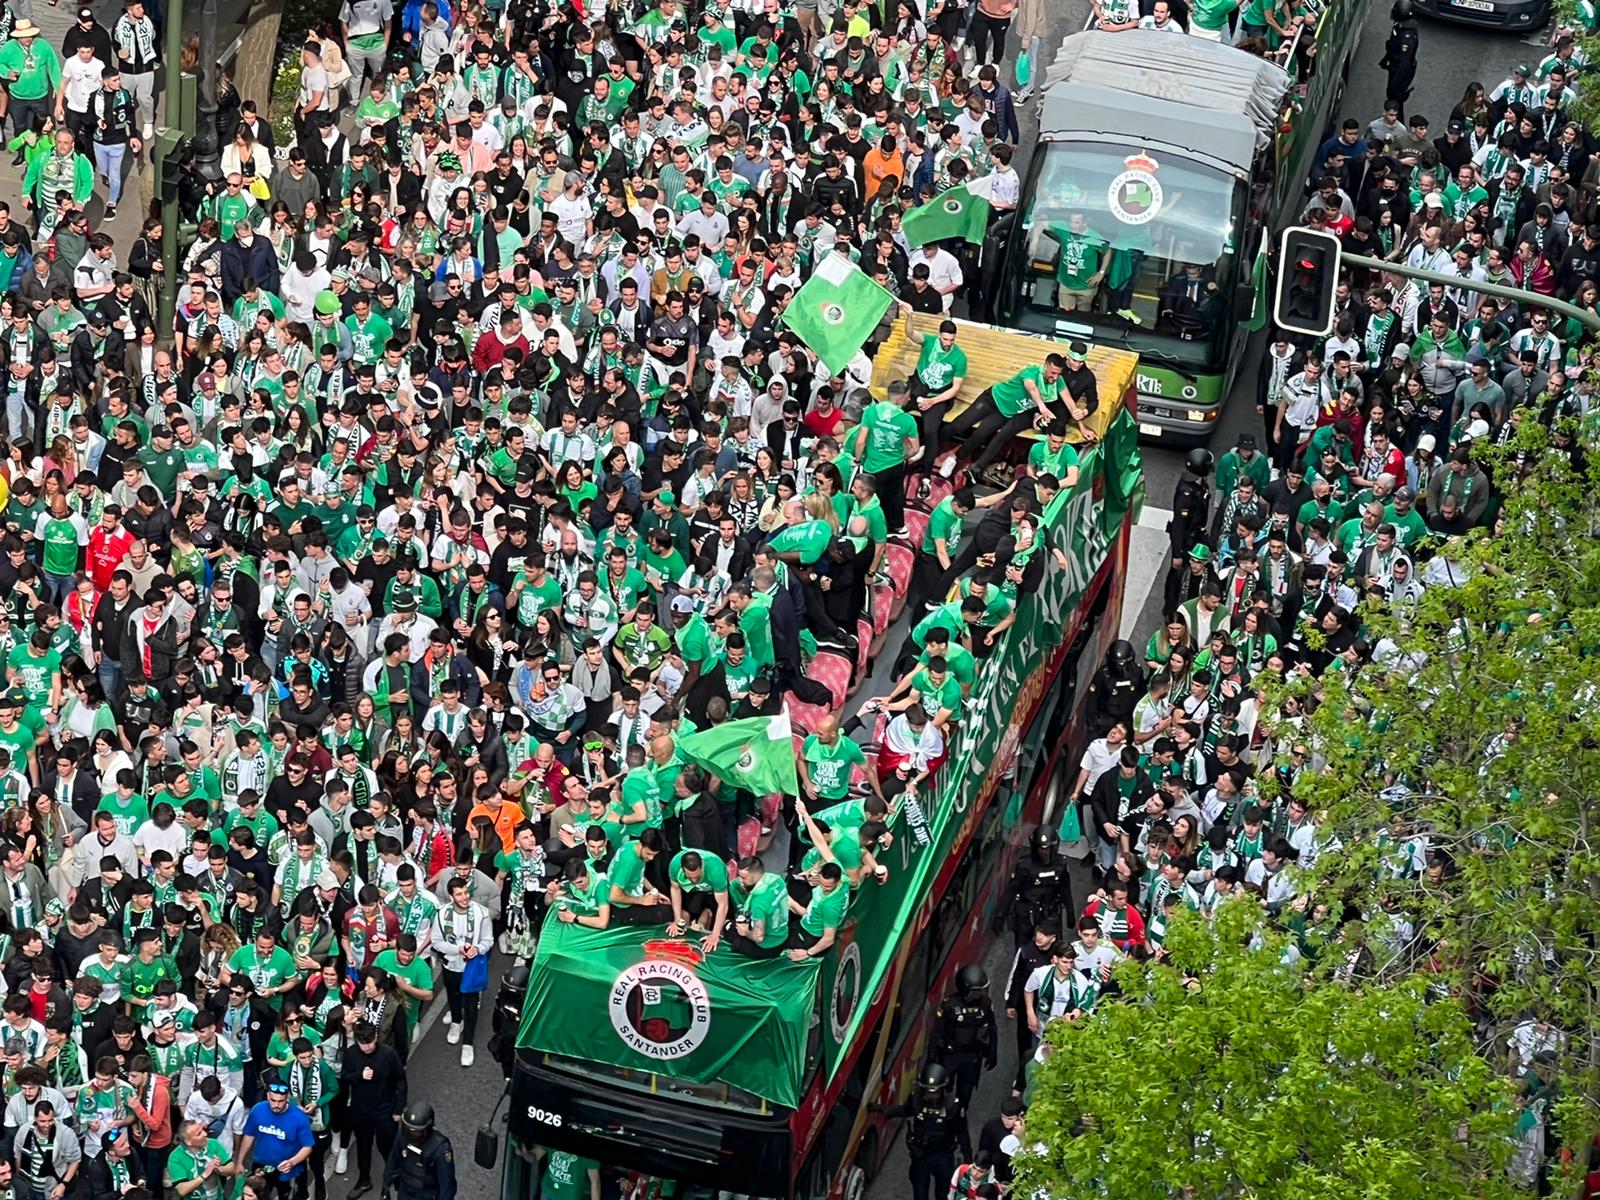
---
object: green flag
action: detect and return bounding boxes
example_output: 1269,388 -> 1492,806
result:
678,712 -> 799,797
1241,241 -> 1270,333
783,254 -> 894,376
901,184 -> 992,249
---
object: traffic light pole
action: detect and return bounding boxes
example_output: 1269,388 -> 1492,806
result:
154,0 -> 195,342
1342,252 -> 1600,337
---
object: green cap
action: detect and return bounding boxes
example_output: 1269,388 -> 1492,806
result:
1188,543 -> 1212,562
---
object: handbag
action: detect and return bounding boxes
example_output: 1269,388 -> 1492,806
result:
460,952 -> 489,994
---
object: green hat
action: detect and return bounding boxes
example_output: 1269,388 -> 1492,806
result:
1188,543 -> 1212,562
436,151 -> 462,172
314,290 -> 340,315
655,490 -> 676,507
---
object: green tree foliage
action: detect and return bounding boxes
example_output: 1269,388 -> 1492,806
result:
1276,425 -> 1600,1154
1015,907 -> 1517,1200
1020,425 -> 1600,1196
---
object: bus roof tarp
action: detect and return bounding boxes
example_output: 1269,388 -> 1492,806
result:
517,923 -> 819,1108
1039,30 -> 1289,170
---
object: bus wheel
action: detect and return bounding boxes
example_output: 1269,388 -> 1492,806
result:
842,1163 -> 867,1200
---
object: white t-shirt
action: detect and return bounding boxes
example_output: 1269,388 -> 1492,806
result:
62,55 -> 106,113
549,193 -> 593,246
1077,737 -> 1122,794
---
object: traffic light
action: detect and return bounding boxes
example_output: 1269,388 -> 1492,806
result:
155,130 -> 191,204
1273,227 -> 1342,338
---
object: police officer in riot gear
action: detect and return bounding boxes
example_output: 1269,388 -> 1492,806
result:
1002,826 -> 1072,948
872,1064 -> 972,1200
488,964 -> 530,1079
383,1102 -> 457,1200
932,965 -> 997,1118
1380,0 -> 1419,105
1166,447 -> 1213,596
1086,640 -> 1146,736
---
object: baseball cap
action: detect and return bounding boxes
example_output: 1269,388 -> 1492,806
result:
670,594 -> 695,613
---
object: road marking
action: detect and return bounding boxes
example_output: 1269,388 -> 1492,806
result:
1137,505 -> 1173,531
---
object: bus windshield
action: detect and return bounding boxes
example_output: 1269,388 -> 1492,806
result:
1011,141 -> 1244,368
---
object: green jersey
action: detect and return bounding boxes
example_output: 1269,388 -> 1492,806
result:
991,365 -> 1063,418
800,879 -> 850,936
856,400 -> 918,473
167,1137 -> 232,1200
730,871 -> 789,947
668,849 -> 729,893
37,514 -> 85,576
914,334 -> 968,393
801,735 -> 868,801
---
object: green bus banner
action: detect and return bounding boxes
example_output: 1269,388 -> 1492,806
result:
516,411 -> 1144,1109
519,924 -> 818,1102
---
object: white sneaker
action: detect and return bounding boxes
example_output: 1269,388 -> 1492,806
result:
441,1011 -> 454,1025
334,1148 -> 349,1175
460,1044 -> 475,1067
446,1023 -> 462,1045
938,456 -> 956,480
497,932 -> 511,955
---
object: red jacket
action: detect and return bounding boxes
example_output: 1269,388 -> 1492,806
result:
472,330 -> 530,374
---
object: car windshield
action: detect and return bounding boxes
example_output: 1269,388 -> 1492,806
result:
1011,141 -> 1244,366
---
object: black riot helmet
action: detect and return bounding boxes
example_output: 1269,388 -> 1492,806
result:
1391,0 -> 1412,17
401,1101 -> 435,1140
957,964 -> 988,996
1030,824 -> 1060,858
1185,448 -> 1214,476
919,1063 -> 950,1096
1107,640 -> 1137,672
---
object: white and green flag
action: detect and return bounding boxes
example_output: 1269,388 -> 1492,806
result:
901,184 -> 992,249
784,253 -> 895,376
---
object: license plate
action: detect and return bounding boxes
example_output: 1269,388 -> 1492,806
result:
1138,422 -> 1163,437
1453,2 -> 1494,11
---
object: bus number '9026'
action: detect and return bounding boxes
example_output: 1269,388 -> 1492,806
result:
528,1107 -> 563,1127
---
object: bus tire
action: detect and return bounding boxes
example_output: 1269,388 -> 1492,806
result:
858,1130 -> 882,1183
843,1161 -> 869,1200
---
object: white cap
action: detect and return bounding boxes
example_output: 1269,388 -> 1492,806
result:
1466,419 -> 1490,440
1416,433 -> 1437,452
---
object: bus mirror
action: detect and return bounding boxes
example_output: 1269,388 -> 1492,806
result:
474,1126 -> 499,1170
1273,227 -> 1341,338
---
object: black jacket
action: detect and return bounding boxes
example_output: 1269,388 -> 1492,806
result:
341,1042 -> 407,1118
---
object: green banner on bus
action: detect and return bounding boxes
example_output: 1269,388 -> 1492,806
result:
515,411 -> 1143,1110
812,408 -> 1143,1080
519,923 -> 820,1106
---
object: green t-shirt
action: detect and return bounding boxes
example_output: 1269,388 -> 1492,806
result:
127,953 -> 181,1001
7,646 -> 60,708
139,447 -> 185,500
802,735 -> 868,801
1049,225 -> 1109,290
922,496 -> 965,557
915,335 -> 969,393
345,313 -> 395,364
991,365 -> 1062,418
801,879 -> 850,937
226,943 -> 297,1007
620,768 -> 664,831
371,948 -> 434,1032
541,1151 -> 600,1200
668,850 -> 729,893
732,871 -> 789,947
607,841 -> 651,898
857,400 -> 918,473
911,668 -> 963,718
39,515 -> 84,577
768,520 -> 833,566
1028,439 -> 1080,480
167,1138 -> 231,1200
